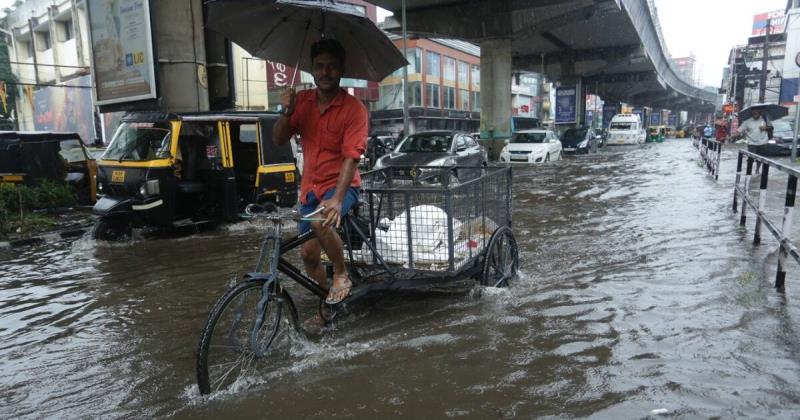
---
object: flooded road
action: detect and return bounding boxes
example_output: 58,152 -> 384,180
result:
4,139 -> 800,418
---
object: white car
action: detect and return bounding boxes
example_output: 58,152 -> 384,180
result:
499,129 -> 562,164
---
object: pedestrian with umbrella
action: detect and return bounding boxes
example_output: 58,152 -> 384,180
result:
206,0 -> 407,321
739,109 -> 772,174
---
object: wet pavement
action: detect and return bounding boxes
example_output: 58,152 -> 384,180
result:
3,138 -> 800,418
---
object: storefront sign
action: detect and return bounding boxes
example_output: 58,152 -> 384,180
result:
87,0 -> 157,105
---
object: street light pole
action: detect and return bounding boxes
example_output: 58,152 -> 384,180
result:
401,0 -> 409,137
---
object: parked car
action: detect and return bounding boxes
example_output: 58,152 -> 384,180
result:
498,129 -> 562,163
560,127 -> 599,154
373,131 -> 487,183
763,119 -> 796,157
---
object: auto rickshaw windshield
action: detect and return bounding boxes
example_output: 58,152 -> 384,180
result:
102,122 -> 172,161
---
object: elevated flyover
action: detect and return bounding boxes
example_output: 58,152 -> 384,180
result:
373,0 -> 718,139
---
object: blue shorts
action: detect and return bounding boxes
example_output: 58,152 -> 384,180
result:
298,187 -> 360,234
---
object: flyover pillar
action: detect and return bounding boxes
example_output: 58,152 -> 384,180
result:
479,38 -> 512,160
152,0 -> 210,112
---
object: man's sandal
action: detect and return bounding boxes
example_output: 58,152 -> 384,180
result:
325,274 -> 352,305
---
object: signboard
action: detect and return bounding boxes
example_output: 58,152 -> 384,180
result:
266,61 -> 300,89
752,10 -> 787,36
87,0 -> 157,106
632,108 -> 644,124
668,115 -> 678,127
555,86 -> 577,124
34,75 -> 96,144
602,103 -> 618,128
650,112 -> 661,126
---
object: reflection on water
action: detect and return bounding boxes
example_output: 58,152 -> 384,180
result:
3,139 -> 800,418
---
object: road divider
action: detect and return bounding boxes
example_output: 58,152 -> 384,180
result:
733,150 -> 798,290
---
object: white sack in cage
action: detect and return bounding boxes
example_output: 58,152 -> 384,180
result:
372,205 -> 462,264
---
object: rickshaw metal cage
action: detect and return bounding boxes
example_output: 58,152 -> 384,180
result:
349,166 -> 513,274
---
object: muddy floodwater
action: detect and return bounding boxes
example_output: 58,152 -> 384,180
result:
4,139 -> 800,418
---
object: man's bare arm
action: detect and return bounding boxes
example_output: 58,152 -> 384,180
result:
320,157 -> 359,228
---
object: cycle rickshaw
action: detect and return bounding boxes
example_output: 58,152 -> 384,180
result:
195,165 -> 518,394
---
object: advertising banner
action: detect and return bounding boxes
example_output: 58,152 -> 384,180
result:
650,112 -> 661,126
555,86 -> 577,124
632,108 -> 644,124
33,75 -> 96,144
668,115 -> 678,127
602,103 -> 618,128
753,10 -> 786,36
88,0 -> 157,106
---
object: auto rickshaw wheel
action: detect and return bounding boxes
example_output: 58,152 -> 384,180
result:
92,216 -> 132,241
480,226 -> 519,288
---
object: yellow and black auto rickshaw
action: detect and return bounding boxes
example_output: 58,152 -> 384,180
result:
91,112 -> 297,240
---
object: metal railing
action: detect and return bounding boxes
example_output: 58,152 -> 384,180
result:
733,150 -> 799,289
699,138 -> 722,180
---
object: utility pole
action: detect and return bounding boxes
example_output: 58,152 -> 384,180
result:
759,18 -> 771,103
401,0 -> 409,137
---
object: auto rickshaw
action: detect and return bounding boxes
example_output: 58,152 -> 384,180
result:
0,131 -> 98,204
646,126 -> 666,143
665,127 -> 675,138
91,112 -> 298,240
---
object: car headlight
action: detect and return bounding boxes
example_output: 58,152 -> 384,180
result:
578,140 -> 588,148
768,140 -> 776,144
97,181 -> 104,193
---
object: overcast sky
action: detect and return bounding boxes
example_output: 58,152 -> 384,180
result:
654,0 -> 787,86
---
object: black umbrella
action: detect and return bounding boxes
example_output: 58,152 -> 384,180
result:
738,103 -> 788,122
206,0 -> 408,82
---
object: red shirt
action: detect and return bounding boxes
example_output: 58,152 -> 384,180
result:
289,88 -> 367,204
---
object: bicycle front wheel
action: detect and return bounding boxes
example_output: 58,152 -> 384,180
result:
196,280 -> 298,395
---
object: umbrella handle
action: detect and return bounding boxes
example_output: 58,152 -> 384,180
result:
291,19 -> 313,89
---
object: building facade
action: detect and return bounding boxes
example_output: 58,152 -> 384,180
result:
672,54 -> 697,85
371,37 -> 543,136
3,0 -> 96,143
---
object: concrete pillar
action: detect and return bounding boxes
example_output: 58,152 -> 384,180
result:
479,38 -> 512,160
204,29 -> 234,110
152,0 -> 209,112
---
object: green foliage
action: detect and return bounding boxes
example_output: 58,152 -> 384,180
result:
0,181 -> 75,236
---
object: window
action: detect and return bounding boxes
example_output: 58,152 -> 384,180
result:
471,91 -> 480,111
57,20 -> 74,42
35,31 -> 51,51
443,57 -> 456,81
466,136 -> 478,148
459,89 -> 469,110
376,84 -> 402,110
409,81 -> 422,106
456,136 -> 467,150
391,48 -> 421,76
425,83 -> 439,108
18,41 -> 32,58
471,65 -> 480,86
458,62 -> 469,85
443,86 -> 455,109
426,51 -> 440,77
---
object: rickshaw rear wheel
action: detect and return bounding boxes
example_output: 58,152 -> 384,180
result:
480,226 -> 519,288
91,216 -> 131,241
196,280 -> 299,395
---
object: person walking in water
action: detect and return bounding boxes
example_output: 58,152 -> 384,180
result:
740,109 -> 771,173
